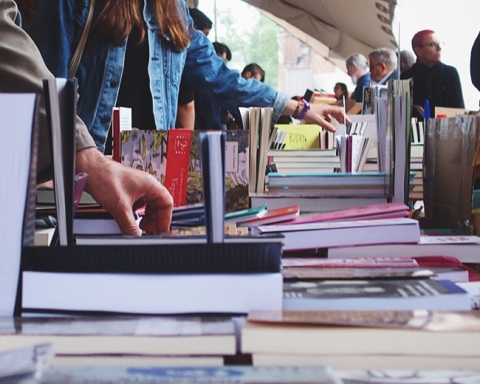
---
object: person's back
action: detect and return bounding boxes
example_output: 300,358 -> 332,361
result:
401,29 -> 464,119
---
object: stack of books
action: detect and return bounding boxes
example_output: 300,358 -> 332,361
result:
266,149 -> 340,174
242,310 -> 480,369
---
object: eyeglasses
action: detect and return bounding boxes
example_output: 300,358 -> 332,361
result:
420,42 -> 444,50
369,63 -> 383,69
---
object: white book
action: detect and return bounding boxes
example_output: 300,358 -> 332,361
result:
328,235 -> 480,263
251,218 -> 420,251
0,93 -> 38,316
22,272 -> 282,315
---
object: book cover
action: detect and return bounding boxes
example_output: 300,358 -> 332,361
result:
121,130 -> 249,212
282,278 -> 470,311
274,124 -> 323,149
164,129 -> 192,207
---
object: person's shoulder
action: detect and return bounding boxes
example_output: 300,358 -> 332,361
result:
400,65 -> 415,79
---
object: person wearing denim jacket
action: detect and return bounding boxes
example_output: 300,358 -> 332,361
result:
28,0 -> 345,152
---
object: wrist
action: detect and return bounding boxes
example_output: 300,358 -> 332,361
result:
292,98 -> 310,120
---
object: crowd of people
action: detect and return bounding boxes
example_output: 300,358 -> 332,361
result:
1,0 -> 346,235
343,29 -> 466,120
3,0 -> 480,234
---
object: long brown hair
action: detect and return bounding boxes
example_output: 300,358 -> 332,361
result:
94,0 -> 190,50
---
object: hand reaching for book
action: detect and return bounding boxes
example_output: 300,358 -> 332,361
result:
76,148 -> 173,236
284,98 -> 349,132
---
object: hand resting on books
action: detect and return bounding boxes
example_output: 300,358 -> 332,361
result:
76,148 -> 173,236
284,99 -> 348,132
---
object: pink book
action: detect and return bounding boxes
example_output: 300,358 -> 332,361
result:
280,202 -> 409,225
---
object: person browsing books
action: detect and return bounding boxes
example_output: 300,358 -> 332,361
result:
0,0 -> 173,236
401,29 -> 464,120
27,0 -> 347,152
176,7 -> 212,130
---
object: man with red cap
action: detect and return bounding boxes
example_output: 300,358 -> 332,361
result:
401,29 -> 464,120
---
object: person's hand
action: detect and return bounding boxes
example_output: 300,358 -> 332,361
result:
76,148 -> 173,236
303,103 -> 349,132
283,98 -> 349,132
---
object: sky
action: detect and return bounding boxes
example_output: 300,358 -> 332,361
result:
198,0 -> 480,110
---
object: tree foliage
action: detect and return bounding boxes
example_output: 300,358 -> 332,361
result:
215,3 -> 279,88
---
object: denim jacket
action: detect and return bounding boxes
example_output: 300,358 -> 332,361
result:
28,0 -> 288,151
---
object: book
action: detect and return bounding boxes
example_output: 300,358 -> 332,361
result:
251,218 -> 420,251
242,310 -> 480,358
41,366 -> 343,383
0,316 -> 236,356
0,93 -> 39,317
163,129 -> 192,207
267,171 -> 388,187
121,130 -> 250,211
199,131 -> 225,243
52,355 -> 224,367
250,194 -> 389,213
0,343 -> 53,383
43,78 -> 77,246
327,235 -> 480,263
21,272 -> 283,315
252,353 -> 480,370
111,106 -> 132,162
280,202 -> 409,225
224,205 -> 267,224
22,237 -> 284,273
337,368 -> 480,382
273,124 -> 323,149
238,205 -> 300,227
282,278 -> 471,311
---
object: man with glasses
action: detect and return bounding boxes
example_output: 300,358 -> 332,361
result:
401,29 -> 464,120
368,47 -> 399,85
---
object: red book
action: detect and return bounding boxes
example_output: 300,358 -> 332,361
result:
164,129 -> 193,207
239,205 -> 300,227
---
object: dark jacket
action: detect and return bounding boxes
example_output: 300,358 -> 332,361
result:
401,61 -> 464,119
351,72 -> 371,103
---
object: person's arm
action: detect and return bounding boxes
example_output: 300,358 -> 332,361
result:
76,148 -> 173,235
448,66 -> 465,109
176,100 -> 195,130
180,6 -> 346,132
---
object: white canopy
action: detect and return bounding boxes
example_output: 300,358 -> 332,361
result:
241,0 -> 398,67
